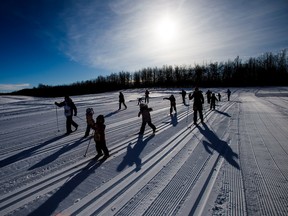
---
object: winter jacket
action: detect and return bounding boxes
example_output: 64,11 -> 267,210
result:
163,95 -> 176,106
211,94 -> 218,104
55,97 -> 77,117
93,123 -> 106,142
119,92 -> 125,102
138,105 -> 153,122
189,90 -> 204,110
86,113 -> 94,125
88,118 -> 106,142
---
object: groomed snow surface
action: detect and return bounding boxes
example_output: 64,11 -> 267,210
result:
1,87 -> 288,216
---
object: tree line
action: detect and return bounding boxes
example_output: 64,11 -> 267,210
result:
10,49 -> 288,97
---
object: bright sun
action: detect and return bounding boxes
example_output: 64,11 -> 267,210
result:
154,15 -> 178,43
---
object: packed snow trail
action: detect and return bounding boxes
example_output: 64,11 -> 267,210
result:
0,88 -> 288,216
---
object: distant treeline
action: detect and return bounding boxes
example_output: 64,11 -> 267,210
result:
9,49 -> 288,97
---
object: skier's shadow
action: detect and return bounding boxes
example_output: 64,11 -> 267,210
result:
27,159 -> 106,216
0,134 -> 66,168
215,110 -> 231,117
170,113 -> 178,127
117,134 -> 155,172
197,123 -> 240,169
104,109 -> 122,118
28,137 -> 87,170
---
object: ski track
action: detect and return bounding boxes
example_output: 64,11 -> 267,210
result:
0,88 -> 288,216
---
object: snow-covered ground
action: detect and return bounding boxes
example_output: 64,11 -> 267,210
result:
0,87 -> 288,216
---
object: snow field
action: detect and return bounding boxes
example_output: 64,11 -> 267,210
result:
0,87 -> 288,216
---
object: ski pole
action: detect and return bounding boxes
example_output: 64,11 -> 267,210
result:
55,105 -> 60,132
84,137 -> 92,157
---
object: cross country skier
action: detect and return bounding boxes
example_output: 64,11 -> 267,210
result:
206,90 -> 212,104
119,92 -> 127,110
210,93 -> 218,110
145,89 -> 150,103
227,89 -> 231,101
137,97 -> 143,105
180,89 -> 187,104
84,108 -> 94,138
217,93 -> 221,101
189,87 -> 204,125
138,103 -> 156,135
55,96 -> 78,135
163,94 -> 177,115
88,114 -> 109,159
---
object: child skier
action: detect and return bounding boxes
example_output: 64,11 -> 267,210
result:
138,103 -> 156,135
84,108 -> 94,138
210,93 -> 218,110
163,94 -> 177,115
88,114 -> 109,159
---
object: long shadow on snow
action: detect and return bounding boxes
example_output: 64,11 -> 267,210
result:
170,113 -> 178,126
162,113 -> 178,127
104,109 -> 123,118
214,109 -> 231,117
0,134 -> 66,168
27,158 -> 106,216
28,137 -> 88,170
197,123 -> 240,169
117,134 -> 155,172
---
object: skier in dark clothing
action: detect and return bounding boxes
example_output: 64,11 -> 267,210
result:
189,87 -> 204,125
206,90 -> 212,104
145,90 -> 150,104
137,97 -> 143,105
88,114 -> 109,159
210,93 -> 218,110
55,96 -> 78,135
180,89 -> 187,104
227,89 -> 231,101
217,93 -> 221,101
84,108 -> 94,138
163,94 -> 177,115
138,103 -> 156,135
119,92 -> 127,110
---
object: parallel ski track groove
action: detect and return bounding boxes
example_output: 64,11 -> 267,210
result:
253,109 -> 288,215
231,101 -> 247,216
243,111 -> 278,216
216,100 -> 246,216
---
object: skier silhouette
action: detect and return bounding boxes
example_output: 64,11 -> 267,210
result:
163,94 -> 177,115
119,92 -> 127,110
227,89 -> 231,101
210,93 -> 218,110
138,103 -> 156,135
55,96 -> 78,135
189,87 -> 204,125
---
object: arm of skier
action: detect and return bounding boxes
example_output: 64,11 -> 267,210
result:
54,101 -> 64,107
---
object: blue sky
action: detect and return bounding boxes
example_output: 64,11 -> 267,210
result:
1,0 -> 288,93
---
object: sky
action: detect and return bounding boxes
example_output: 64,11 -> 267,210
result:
1,0 -> 288,93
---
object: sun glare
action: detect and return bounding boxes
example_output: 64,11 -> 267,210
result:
154,15 -> 178,43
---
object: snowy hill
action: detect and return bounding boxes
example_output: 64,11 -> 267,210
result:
0,87 -> 288,216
